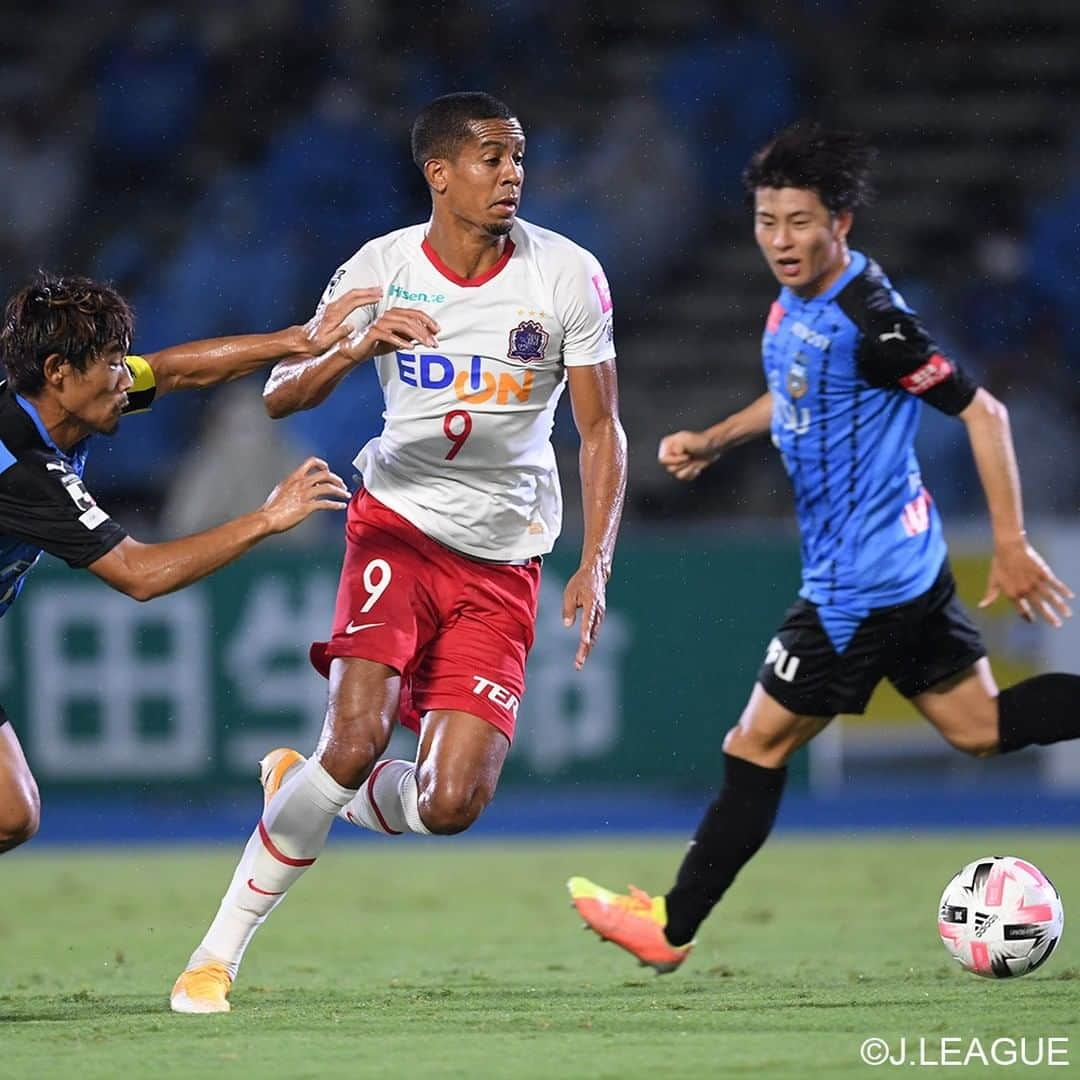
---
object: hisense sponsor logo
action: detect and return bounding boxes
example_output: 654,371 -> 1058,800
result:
388,283 -> 446,304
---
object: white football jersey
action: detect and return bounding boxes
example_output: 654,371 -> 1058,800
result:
319,218 -> 616,561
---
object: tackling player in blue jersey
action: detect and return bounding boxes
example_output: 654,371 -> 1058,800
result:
568,122 -> 1080,973
0,272 -> 368,855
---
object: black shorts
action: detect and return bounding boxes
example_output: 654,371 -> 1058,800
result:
757,561 -> 986,717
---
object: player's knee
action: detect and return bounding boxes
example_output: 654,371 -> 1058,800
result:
418,782 -> 490,835
0,799 -> 39,853
723,724 -> 796,768
943,725 -> 999,758
318,729 -> 389,788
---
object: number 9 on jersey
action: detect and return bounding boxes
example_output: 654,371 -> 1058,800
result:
443,410 -> 473,460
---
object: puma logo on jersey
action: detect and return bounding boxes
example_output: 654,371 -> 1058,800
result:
879,323 -> 906,343
764,638 -> 800,682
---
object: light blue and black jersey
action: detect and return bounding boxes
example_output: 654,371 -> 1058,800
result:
762,251 -> 978,652
0,356 -> 156,616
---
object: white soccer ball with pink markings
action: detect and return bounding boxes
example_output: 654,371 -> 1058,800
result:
938,855 -> 1063,978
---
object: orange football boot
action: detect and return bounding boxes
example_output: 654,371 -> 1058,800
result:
567,876 -> 692,974
170,961 -> 233,1014
258,747 -> 306,809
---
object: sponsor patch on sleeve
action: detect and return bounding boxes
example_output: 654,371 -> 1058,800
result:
79,506 -> 110,530
591,272 -> 613,314
899,352 -> 953,395
59,472 -> 110,530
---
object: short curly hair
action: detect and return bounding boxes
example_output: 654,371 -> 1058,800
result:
411,91 -> 517,172
1,272 -> 133,394
743,122 -> 876,214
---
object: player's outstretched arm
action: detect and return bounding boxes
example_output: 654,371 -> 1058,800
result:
87,458 -> 349,601
563,360 -> 627,670
961,387 -> 1074,626
658,391 -> 773,481
262,306 -> 441,418
142,288 -> 382,397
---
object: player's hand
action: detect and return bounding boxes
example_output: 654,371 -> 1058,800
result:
260,457 -> 351,533
300,288 -> 383,355
563,559 -> 608,670
979,537 -> 1074,627
658,429 -> 719,481
350,307 -> 441,359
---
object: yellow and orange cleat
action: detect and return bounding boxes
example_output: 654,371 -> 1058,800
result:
258,747 -> 305,809
170,961 -> 233,1014
567,876 -> 692,974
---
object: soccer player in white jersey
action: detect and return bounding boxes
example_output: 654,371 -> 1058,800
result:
171,92 -> 627,1013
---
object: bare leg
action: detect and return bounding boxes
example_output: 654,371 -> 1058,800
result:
722,681 -> 833,766
911,658 -> 1000,757
316,657 -> 401,784
414,710 -> 509,834
339,707 -> 510,836
0,722 -> 40,854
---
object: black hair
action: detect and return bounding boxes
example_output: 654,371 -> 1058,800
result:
1,272 -> 133,394
742,122 -> 876,213
410,92 -> 517,172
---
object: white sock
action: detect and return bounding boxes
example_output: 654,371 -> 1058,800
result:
338,758 -> 431,835
187,757 -> 356,979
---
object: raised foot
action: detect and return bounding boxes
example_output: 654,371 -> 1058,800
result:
258,747 -> 306,809
566,875 -> 692,974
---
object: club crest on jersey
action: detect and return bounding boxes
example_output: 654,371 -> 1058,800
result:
507,320 -> 549,363
787,361 -> 809,399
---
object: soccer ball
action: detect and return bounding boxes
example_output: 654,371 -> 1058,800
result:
938,855 -> 1063,978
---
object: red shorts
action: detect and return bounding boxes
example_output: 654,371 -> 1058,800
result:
310,491 -> 541,742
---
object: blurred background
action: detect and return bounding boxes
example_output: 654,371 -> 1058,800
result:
2,0 -> 1079,840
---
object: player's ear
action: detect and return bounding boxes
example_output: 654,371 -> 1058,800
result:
424,157 -> 449,195
41,353 -> 68,386
833,209 -> 854,242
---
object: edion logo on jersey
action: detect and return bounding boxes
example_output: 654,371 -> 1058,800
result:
396,352 -> 535,405
900,353 -> 953,395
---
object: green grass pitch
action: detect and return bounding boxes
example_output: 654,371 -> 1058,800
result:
3,835 -> 1079,1078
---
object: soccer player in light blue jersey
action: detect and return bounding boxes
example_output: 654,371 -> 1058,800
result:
569,122 -> 1080,974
